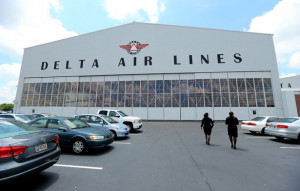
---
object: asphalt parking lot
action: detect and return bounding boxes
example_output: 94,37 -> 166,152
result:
2,121 -> 300,191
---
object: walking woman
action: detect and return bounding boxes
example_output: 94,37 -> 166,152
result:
225,111 -> 239,149
201,113 -> 214,145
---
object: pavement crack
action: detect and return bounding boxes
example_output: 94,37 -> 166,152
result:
174,126 -> 213,191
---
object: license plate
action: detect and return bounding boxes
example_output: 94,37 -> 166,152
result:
35,143 -> 47,152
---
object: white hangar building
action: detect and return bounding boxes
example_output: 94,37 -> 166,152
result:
14,22 -> 284,120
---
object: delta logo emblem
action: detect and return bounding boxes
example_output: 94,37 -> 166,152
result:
120,41 -> 149,55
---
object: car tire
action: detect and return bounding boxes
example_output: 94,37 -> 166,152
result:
72,139 -> 86,154
124,123 -> 133,132
111,130 -> 117,139
261,128 -> 265,135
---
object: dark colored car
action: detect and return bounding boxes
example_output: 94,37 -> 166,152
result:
28,117 -> 114,154
0,119 -> 61,183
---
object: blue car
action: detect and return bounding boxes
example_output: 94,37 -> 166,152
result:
75,114 -> 130,138
28,117 -> 114,154
0,119 -> 60,183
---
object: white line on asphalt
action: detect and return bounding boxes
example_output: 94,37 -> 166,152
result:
113,142 -> 131,145
54,164 -> 103,170
244,136 -> 271,139
130,134 -> 141,135
280,147 -> 300,149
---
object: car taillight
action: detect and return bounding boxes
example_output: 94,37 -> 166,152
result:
0,146 -> 27,159
54,135 -> 59,144
242,122 -> 245,125
11,146 -> 27,156
248,122 -> 256,126
266,123 -> 269,127
277,124 -> 288,128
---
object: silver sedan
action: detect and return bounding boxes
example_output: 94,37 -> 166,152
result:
265,117 -> 300,141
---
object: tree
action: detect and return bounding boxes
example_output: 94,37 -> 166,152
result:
0,103 -> 14,111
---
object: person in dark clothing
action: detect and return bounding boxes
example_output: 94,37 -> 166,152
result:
201,113 -> 214,145
225,111 -> 239,149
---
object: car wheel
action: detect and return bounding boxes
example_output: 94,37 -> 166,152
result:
72,139 -> 86,154
125,123 -> 133,132
111,130 -> 117,139
261,128 -> 265,135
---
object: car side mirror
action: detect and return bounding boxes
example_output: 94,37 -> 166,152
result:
58,126 -> 68,132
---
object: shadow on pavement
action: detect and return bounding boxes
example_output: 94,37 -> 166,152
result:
61,145 -> 115,156
269,138 -> 300,145
1,171 -> 59,190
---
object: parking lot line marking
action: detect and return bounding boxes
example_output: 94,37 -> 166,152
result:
280,147 -> 300,149
113,142 -> 131,145
244,136 -> 271,139
54,164 -> 103,170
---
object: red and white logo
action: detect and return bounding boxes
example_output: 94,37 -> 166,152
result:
120,41 -> 149,55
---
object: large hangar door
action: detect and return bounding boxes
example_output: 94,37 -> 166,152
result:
164,74 -> 180,120
180,74 -> 197,120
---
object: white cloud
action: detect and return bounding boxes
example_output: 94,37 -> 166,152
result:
0,63 -> 21,104
0,0 -> 77,104
104,0 -> 165,23
248,0 -> 300,69
289,51 -> 300,69
0,0 -> 77,59
279,72 -> 297,78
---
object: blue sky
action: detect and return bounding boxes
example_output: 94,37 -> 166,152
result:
0,0 -> 300,104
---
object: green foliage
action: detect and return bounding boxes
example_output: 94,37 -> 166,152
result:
0,103 -> 14,111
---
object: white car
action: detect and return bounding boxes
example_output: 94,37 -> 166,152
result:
265,117 -> 300,141
75,114 -> 130,138
97,109 -> 142,132
0,114 -> 31,123
241,116 -> 279,134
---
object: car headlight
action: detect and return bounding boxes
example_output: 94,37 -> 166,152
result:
90,136 -> 104,140
133,120 -> 136,124
115,126 -> 122,130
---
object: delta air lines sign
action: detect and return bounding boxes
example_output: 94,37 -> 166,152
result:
40,40 -> 243,71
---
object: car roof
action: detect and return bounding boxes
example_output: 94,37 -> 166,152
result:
33,116 -> 75,120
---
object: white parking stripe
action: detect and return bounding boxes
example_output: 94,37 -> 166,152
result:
113,142 -> 131,145
244,136 -> 270,139
54,164 -> 103,170
280,147 -> 300,149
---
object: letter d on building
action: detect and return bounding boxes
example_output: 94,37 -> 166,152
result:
41,62 -> 48,70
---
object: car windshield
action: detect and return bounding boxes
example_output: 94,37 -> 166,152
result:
0,121 -> 40,139
275,118 -> 299,123
101,115 -> 118,124
64,119 -> 90,129
26,115 -> 35,120
118,111 -> 128,117
15,114 -> 30,121
250,117 -> 266,121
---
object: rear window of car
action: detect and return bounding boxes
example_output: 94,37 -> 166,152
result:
15,115 -> 30,121
99,110 -> 108,115
250,117 -> 266,121
266,117 -> 279,122
275,118 -> 299,123
0,121 -> 40,139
